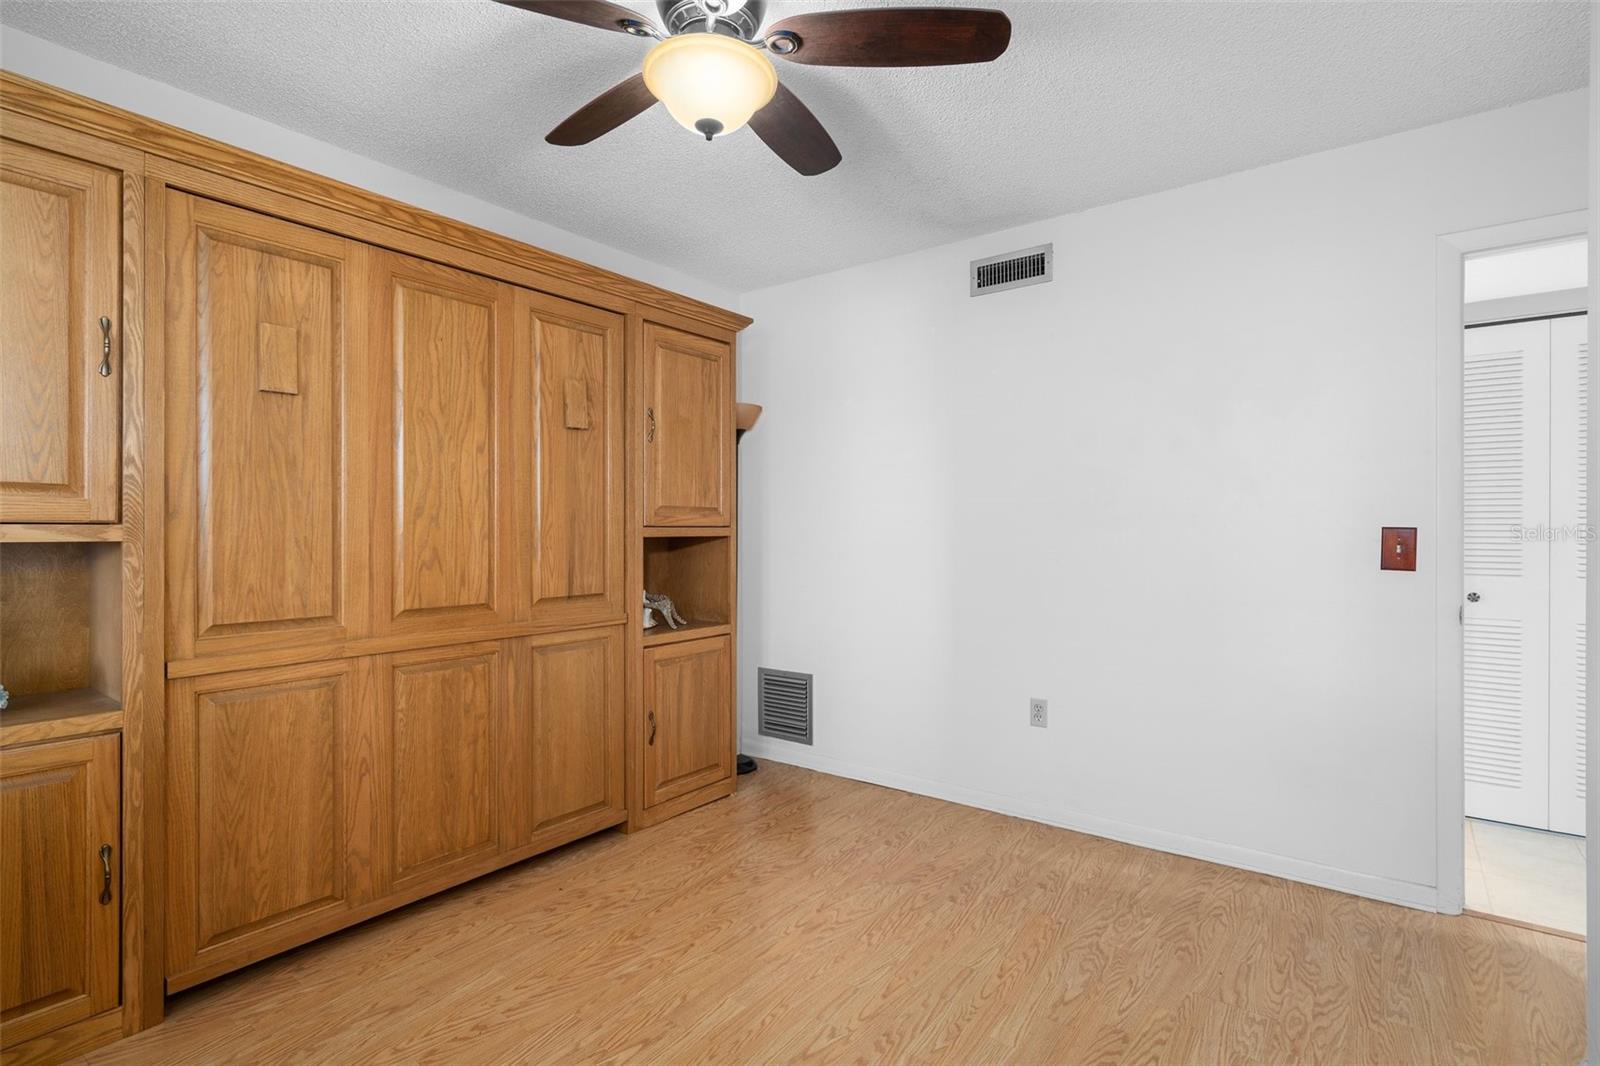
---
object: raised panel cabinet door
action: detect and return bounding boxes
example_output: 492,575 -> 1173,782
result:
513,290 -> 625,626
371,251 -> 513,636
165,659 -> 376,986
1,733 -> 120,1048
644,322 -> 732,527
165,193 -> 370,662
503,628 -> 624,852
0,138 -> 121,522
643,635 -> 732,808
381,643 -> 501,892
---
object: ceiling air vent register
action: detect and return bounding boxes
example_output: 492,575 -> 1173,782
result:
970,243 -> 1053,297
757,668 -> 813,745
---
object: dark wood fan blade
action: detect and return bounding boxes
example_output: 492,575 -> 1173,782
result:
748,83 -> 841,176
547,73 -> 657,145
765,8 -> 1010,67
495,0 -> 659,37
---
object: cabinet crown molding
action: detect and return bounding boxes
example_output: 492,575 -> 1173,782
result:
0,71 -> 752,335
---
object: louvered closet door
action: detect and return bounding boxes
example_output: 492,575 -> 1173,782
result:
1463,319 -> 1551,829
1548,313 -> 1589,836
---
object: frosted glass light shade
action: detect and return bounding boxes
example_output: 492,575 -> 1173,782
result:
642,33 -> 778,139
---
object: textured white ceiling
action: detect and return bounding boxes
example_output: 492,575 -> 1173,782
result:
1,0 -> 1589,292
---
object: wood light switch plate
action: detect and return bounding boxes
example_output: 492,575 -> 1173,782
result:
1381,527 -> 1417,571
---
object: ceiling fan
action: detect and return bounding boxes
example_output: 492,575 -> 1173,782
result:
495,0 -> 1012,175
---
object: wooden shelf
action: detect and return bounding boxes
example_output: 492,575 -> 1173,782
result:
643,527 -> 731,539
1,688 -> 123,747
642,620 -> 731,648
1,523 -> 123,543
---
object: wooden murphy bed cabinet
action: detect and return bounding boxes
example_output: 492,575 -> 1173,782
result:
0,70 -> 745,1061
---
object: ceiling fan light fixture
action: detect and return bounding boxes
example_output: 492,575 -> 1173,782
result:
642,32 -> 777,139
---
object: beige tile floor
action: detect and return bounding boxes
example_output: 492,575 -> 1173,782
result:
1465,818 -> 1585,935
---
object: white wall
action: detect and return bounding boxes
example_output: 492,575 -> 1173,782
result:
0,29 -> 737,310
737,88 -> 1590,908
1585,6 -> 1597,1062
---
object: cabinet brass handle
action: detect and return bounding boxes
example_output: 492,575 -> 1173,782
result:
646,407 -> 656,444
647,711 -> 656,746
98,317 -> 112,377
99,843 -> 113,904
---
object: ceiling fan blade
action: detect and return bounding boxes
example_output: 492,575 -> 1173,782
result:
494,0 -> 660,37
748,83 -> 841,176
547,73 -> 657,145
764,7 -> 1011,67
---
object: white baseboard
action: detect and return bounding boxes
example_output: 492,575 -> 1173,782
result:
740,738 -> 1441,912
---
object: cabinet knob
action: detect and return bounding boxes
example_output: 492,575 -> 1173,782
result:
98,316 -> 113,377
99,843 -> 113,905
647,710 -> 656,746
646,407 -> 656,444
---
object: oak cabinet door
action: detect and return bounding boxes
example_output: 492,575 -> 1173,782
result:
0,139 -> 121,522
371,251 -> 513,637
165,659 -> 376,985
643,635 -> 732,807
165,193 -> 370,662
503,628 -> 624,852
513,290 -> 625,626
644,322 -> 732,527
380,643 -> 502,892
1,734 -> 120,1047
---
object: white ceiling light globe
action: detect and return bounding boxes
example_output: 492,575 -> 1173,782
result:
642,33 -> 778,140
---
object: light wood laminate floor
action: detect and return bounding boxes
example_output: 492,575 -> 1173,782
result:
85,762 -> 1584,1065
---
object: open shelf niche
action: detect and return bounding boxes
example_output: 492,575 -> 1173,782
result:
0,540 -> 123,737
643,534 -> 732,647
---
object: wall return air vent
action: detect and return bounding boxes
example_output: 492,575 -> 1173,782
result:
970,243 -> 1053,296
757,668 -> 813,745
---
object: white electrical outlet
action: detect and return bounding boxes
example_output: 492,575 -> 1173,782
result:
1029,698 -> 1048,728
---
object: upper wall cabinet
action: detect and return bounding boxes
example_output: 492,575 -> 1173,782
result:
644,322 -> 732,528
165,194 -> 371,662
369,250 -> 513,637
514,289 -> 625,626
0,138 -> 121,522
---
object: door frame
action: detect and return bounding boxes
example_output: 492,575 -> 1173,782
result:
1434,209 -> 1588,914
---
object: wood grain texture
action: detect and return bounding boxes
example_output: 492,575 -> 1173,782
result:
643,321 -> 733,527
164,658 -> 376,988
642,635 -> 731,808
0,733 -> 119,1049
75,762 -> 1587,1066
642,535 -> 731,626
0,73 -> 750,334
165,193 -> 371,661
503,627 -> 625,853
369,249 -> 512,635
0,542 -> 92,697
0,689 -> 121,748
514,289 -> 625,628
382,643 -> 501,892
0,524 -> 123,543
0,137 -> 120,523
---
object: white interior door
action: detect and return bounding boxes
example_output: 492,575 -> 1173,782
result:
1548,313 -> 1589,835
1463,318 -> 1552,829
